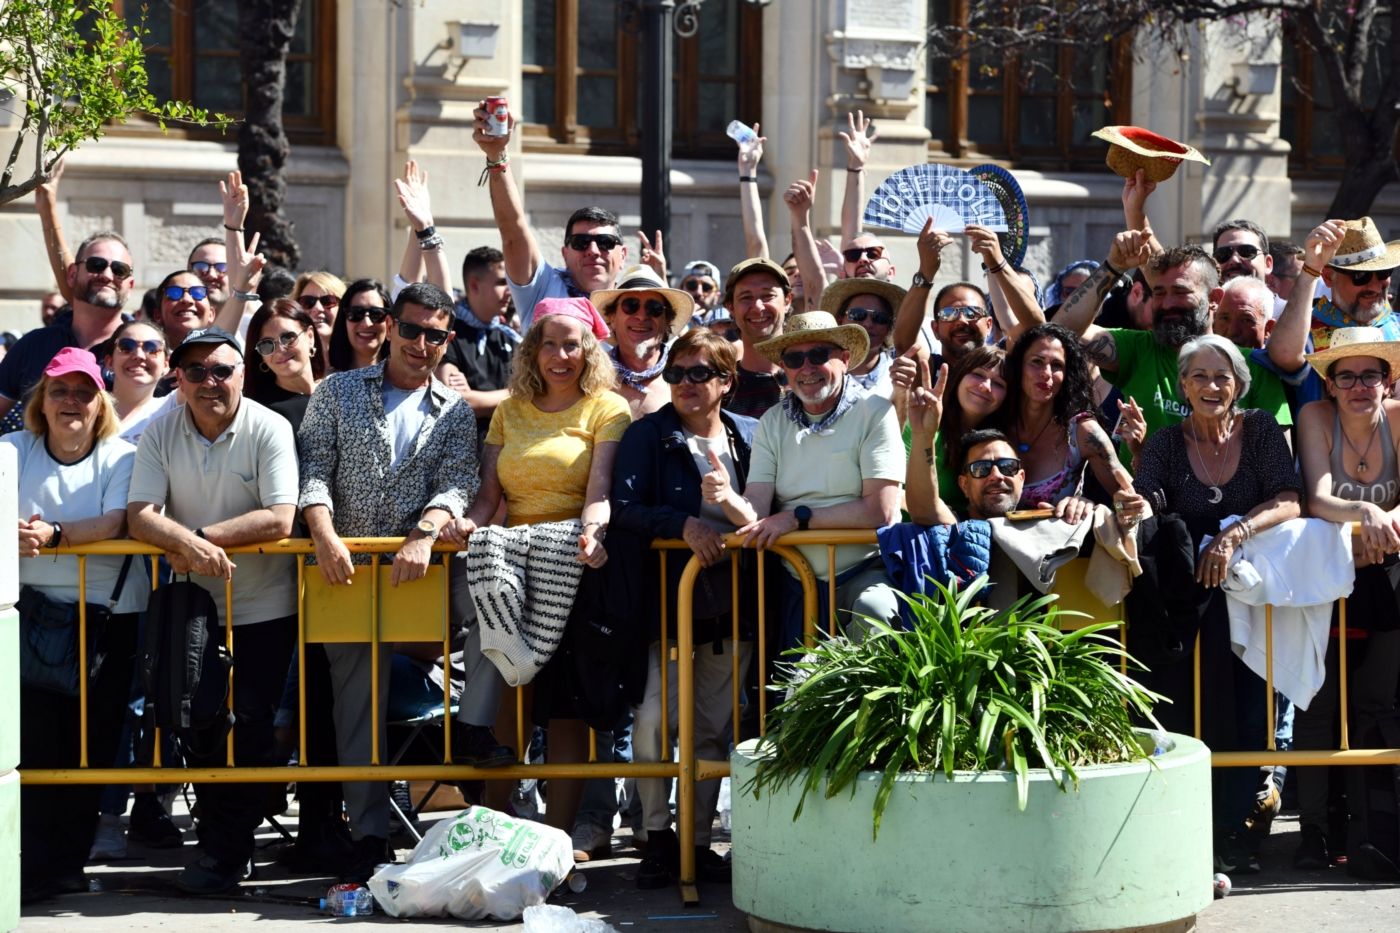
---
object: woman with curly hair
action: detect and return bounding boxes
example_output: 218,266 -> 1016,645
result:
1002,322 -> 1132,508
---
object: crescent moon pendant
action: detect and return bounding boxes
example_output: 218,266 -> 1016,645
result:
1207,486 -> 1223,505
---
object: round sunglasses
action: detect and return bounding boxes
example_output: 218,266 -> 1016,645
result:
254,330 -> 307,357
164,285 -> 208,302
662,364 -> 728,385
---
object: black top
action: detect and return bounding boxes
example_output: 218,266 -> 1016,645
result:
443,316 -> 518,433
728,365 -> 785,419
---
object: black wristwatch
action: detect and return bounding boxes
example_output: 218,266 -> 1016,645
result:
47,521 -> 63,548
794,506 -> 812,531
911,271 -> 934,290
194,528 -> 208,540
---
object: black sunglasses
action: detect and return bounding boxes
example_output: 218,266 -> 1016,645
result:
1342,268 -> 1394,287
84,256 -> 133,280
180,362 -> 240,384
965,457 -> 1022,479
844,306 -> 894,327
1332,370 -> 1387,389
565,233 -> 623,253
1212,243 -> 1261,263
346,306 -> 389,324
936,304 -> 989,322
842,246 -> 885,263
164,285 -> 208,302
619,297 -> 668,318
723,327 -> 741,342
682,279 -> 716,294
780,346 -> 833,369
298,293 -> 340,311
254,330 -> 306,357
190,260 -> 227,275
115,337 -> 165,355
662,364 -> 727,385
396,321 -> 452,346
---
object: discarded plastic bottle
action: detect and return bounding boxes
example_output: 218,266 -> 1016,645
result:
1212,872 -> 1231,898
567,870 -> 588,894
718,776 -> 732,831
321,883 -> 375,916
726,120 -> 757,146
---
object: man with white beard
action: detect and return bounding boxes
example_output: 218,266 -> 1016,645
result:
590,266 -> 695,419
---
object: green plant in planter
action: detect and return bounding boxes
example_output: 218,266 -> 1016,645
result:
749,575 -> 1166,839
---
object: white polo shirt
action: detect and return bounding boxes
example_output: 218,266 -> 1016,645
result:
129,397 -> 299,626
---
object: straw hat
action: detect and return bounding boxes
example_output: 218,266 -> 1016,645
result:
818,277 -> 908,319
1091,126 -> 1210,183
755,311 -> 869,366
1304,327 -> 1400,373
590,265 -> 695,336
1325,217 -> 1400,272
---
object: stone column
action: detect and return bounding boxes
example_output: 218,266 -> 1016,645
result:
1,444 -> 18,931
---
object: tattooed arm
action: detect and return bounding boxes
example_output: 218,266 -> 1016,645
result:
1078,417 -> 1134,493
1056,227 -> 1156,339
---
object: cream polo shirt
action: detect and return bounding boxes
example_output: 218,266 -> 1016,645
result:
129,397 -> 299,626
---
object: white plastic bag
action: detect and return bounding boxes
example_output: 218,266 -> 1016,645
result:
522,904 -> 619,933
367,805 -> 574,920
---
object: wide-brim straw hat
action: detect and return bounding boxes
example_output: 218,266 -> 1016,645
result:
590,265 -> 695,336
1091,126 -> 1210,183
818,277 -> 908,318
755,311 -> 869,366
1325,217 -> 1400,273
1304,326 -> 1400,372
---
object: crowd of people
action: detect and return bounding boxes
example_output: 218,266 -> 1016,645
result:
7,100 -> 1400,904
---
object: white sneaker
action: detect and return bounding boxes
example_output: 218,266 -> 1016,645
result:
89,813 -> 128,861
570,822 -> 612,862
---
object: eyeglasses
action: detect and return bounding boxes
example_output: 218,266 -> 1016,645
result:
662,364 -> 727,385
180,362 -> 240,384
619,297 -> 668,318
565,233 -> 623,253
396,321 -> 452,346
1332,370 -> 1387,389
164,285 -> 208,302
115,337 -> 165,355
936,304 -> 989,322
780,346 -> 833,369
190,261 -> 227,275
1342,268 -> 1395,287
965,457 -> 1022,479
346,306 -> 389,324
254,330 -> 306,357
83,256 -> 133,280
1212,243 -> 1261,263
842,246 -> 885,264
682,279 -> 716,294
843,306 -> 894,327
297,293 -> 340,311
47,384 -> 99,405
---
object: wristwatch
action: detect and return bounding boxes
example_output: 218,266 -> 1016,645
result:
416,518 -> 440,542
794,506 -> 812,532
194,528 -> 208,540
911,271 -> 934,290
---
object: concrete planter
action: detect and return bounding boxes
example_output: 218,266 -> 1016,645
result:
731,734 -> 1212,933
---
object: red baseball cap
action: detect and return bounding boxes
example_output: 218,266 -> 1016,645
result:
43,347 -> 105,390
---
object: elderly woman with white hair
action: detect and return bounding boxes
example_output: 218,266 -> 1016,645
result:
1131,332 -> 1301,874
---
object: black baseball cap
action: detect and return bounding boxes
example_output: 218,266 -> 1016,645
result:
170,326 -> 244,368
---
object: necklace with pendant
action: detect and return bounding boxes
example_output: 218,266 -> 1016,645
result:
1189,414 -> 1234,505
1016,412 -> 1056,454
1342,417 -> 1381,474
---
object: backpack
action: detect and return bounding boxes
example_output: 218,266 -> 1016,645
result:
140,578 -> 235,761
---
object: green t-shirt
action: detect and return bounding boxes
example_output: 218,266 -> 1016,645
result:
1102,329 -> 1292,463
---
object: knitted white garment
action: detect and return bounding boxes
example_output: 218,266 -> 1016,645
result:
467,519 -> 585,686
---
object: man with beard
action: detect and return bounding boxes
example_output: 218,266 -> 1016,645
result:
188,237 -> 231,310
1213,219 -> 1274,285
473,101 -> 627,329
1057,241 -> 1292,456
679,260 -> 723,319
590,266 -> 695,418
841,232 -> 896,282
0,231 -> 134,427
721,258 -> 793,418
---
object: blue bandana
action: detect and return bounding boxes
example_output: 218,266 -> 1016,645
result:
781,376 -> 864,435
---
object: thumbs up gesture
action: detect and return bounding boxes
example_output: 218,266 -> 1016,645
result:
701,447 -> 731,504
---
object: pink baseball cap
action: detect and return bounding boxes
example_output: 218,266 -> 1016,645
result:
532,297 -> 610,341
44,347 -> 105,389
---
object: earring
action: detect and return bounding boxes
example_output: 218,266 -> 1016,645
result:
310,343 -> 317,357
259,359 -> 270,373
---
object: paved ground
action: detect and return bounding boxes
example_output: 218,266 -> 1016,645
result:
17,794 -> 1400,931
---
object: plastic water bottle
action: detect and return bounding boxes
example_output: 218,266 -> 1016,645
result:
726,120 -> 757,146
321,883 -> 374,916
718,776 -> 732,831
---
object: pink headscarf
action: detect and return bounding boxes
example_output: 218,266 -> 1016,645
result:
532,297 -> 610,341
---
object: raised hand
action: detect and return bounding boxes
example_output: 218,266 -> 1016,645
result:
638,229 -> 667,279
784,169 -> 818,217
965,224 -> 1005,269
394,159 -> 435,232
1107,227 -> 1155,272
219,170 -> 249,231
908,357 -> 947,438
472,99 -> 513,159
1114,396 -> 1146,453
916,217 -> 954,278
839,110 -> 878,170
1121,168 -> 1157,227
1305,219 -> 1348,270
230,230 -> 266,293
35,154 -> 66,204
736,121 -> 766,175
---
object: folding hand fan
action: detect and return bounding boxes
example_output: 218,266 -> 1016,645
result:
862,163 -> 1008,235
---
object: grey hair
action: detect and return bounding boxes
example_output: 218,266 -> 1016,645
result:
1177,334 -> 1251,405
1219,275 -> 1275,311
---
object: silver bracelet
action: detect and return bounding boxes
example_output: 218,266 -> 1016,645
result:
418,234 -> 445,251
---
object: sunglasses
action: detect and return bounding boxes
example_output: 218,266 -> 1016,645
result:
682,279 -> 716,294
619,297 -> 668,318
346,306 -> 389,324
844,306 -> 894,327
84,256 -> 133,280
662,364 -> 727,385
164,285 -> 208,302
936,304 -> 989,322
297,293 -> 340,311
180,362 -> 240,384
724,326 -> 741,342
965,457 -> 1022,479
1341,268 -> 1394,287
842,246 -> 885,263
1212,243 -> 1261,263
115,337 -> 165,355
254,330 -> 306,357
1332,370 -> 1387,389
396,321 -> 452,346
565,233 -> 623,253
47,384 -> 99,405
780,346 -> 833,369
190,260 -> 227,275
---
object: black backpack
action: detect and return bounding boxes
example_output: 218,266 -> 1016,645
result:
140,579 -> 235,760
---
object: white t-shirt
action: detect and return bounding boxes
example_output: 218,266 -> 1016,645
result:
2,430 -> 150,614
119,392 -> 179,445
683,429 -> 740,532
382,383 -> 431,469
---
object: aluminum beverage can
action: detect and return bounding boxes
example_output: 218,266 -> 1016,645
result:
485,96 -> 510,136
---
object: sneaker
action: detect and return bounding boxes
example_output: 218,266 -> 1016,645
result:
509,779 -> 541,820
451,725 -> 515,769
175,854 -> 251,896
389,782 -> 421,837
571,822 -> 613,863
129,793 -> 183,849
341,835 -> 392,885
636,853 -> 675,889
1293,824 -> 1330,870
89,813 -> 128,861
1244,778 -> 1282,843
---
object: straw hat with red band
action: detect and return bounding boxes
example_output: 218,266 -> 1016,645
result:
532,296 -> 611,341
1324,217 -> 1400,273
1091,126 -> 1211,183
43,346 -> 105,389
